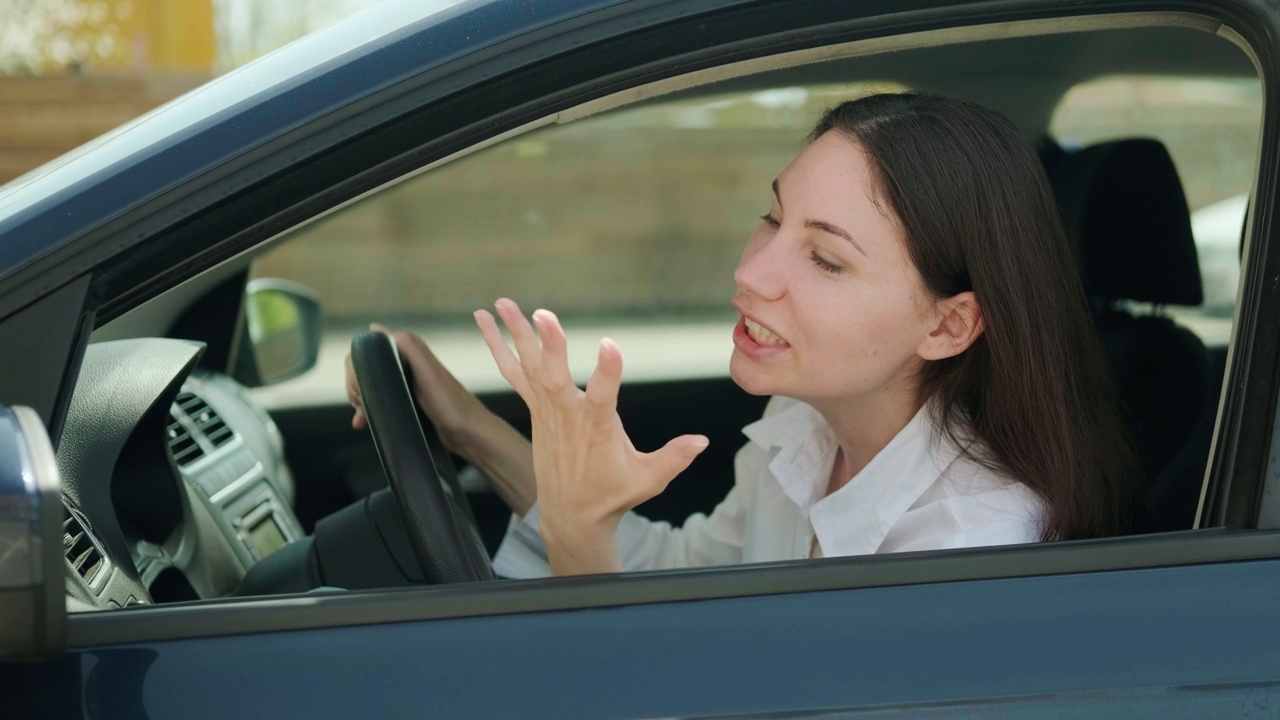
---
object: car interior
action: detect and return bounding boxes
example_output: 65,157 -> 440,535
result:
63,18 -> 1259,610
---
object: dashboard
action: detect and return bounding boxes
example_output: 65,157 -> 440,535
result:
59,338 -> 305,611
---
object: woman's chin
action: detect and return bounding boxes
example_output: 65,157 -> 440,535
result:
729,354 -> 779,396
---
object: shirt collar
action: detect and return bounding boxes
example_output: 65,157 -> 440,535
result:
742,398 -> 963,556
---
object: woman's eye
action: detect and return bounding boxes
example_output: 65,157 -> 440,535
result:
759,213 -> 780,228
809,250 -> 844,274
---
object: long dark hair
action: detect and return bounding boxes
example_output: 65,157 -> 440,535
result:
812,92 -> 1143,541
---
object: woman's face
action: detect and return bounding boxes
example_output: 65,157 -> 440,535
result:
730,131 -> 939,405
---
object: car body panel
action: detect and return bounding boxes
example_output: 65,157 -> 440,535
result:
22,558 -> 1280,718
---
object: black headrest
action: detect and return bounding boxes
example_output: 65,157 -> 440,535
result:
1050,139 -> 1202,306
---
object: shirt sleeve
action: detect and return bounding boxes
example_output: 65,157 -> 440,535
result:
490,440 -> 763,578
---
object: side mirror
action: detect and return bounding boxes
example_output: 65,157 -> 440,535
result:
0,406 -> 65,662
234,278 -> 323,388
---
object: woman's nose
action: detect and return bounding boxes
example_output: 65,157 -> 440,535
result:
734,233 -> 788,300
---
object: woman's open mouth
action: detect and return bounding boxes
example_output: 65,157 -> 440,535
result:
733,315 -> 791,358
744,317 -> 786,346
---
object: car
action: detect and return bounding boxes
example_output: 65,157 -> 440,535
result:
4,0 -> 1280,717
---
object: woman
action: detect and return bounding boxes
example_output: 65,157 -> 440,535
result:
347,92 -> 1144,578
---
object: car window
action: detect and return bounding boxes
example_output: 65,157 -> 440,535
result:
1049,75 -> 1263,346
248,82 -> 907,407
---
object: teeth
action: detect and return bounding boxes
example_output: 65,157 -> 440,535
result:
744,318 -> 786,346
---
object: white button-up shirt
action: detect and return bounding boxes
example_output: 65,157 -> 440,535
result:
492,396 -> 1045,578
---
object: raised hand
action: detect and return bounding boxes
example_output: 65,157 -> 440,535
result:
475,298 -> 709,575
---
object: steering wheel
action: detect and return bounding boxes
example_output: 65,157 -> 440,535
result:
350,331 -> 494,583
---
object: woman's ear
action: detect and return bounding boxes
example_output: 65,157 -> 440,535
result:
917,291 -> 984,360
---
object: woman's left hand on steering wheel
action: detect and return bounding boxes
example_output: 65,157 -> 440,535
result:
475,298 -> 710,575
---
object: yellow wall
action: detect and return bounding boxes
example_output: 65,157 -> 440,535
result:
67,0 -> 215,73
147,0 -> 216,72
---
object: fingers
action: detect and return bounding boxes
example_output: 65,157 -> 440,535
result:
475,309 -> 534,400
371,322 -> 434,387
583,338 -> 623,424
494,298 -> 542,382
532,309 -> 573,396
371,323 -> 427,360
482,300 -> 577,404
648,434 -> 711,487
345,352 -> 366,431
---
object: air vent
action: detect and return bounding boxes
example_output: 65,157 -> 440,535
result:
167,414 -> 205,466
63,508 -> 106,588
176,391 -> 234,449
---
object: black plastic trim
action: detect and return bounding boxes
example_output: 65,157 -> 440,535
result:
168,268 -> 248,376
49,301 -> 94,450
68,527 -> 1278,647
0,276 -> 90,432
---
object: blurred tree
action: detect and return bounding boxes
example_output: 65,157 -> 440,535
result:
0,0 -> 215,75
1,0 -> 100,74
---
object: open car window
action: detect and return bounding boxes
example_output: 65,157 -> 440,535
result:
53,9 -> 1276,629
240,27 -> 1260,574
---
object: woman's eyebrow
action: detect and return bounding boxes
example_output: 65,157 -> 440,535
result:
772,178 -> 868,257
806,220 -> 868,256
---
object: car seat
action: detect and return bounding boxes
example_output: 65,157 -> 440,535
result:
1049,139 -> 1212,530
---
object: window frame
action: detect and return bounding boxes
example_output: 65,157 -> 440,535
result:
54,0 -> 1280,647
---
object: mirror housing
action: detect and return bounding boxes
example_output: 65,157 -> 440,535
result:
0,406 -> 65,662
234,278 -> 323,387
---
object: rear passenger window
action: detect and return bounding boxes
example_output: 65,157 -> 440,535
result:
1050,76 -> 1263,346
